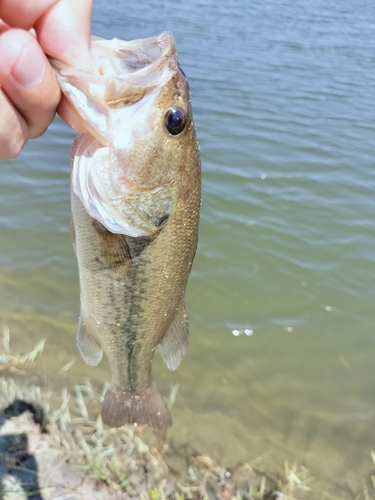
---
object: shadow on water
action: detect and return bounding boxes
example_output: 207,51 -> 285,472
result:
0,400 -> 46,500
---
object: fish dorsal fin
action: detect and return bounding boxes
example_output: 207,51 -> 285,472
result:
77,313 -> 103,366
159,300 -> 189,371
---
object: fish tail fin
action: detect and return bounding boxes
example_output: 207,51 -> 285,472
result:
101,380 -> 172,430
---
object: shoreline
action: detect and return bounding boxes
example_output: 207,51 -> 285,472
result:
0,343 -> 313,500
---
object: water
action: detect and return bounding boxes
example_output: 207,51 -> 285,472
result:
1,0 -> 375,496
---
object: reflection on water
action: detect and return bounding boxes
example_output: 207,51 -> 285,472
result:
1,0 -> 375,497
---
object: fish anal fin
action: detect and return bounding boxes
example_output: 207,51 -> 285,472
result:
93,220 -> 131,269
77,313 -> 103,366
101,380 -> 172,430
159,300 -> 189,371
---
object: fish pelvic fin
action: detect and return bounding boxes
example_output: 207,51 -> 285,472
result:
101,380 -> 172,430
77,313 -> 103,366
159,300 -> 189,371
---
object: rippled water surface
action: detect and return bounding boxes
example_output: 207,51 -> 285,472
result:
1,0 -> 375,497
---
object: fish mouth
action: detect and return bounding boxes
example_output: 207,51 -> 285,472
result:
50,32 -> 178,148
52,32 -> 181,237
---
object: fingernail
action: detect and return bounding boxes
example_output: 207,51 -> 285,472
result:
12,42 -> 46,88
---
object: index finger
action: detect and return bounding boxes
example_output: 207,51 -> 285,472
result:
0,0 -> 93,71
36,0 -> 94,71
0,0 -> 59,30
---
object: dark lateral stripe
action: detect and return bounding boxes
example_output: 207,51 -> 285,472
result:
124,235 -> 153,391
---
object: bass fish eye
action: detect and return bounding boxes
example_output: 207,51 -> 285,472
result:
164,107 -> 187,136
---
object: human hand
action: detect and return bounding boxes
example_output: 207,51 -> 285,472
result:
0,0 -> 93,160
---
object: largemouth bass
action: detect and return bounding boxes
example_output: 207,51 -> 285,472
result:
51,32 -> 201,429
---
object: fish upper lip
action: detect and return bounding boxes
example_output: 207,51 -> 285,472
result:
50,31 -> 178,88
51,32 -> 180,152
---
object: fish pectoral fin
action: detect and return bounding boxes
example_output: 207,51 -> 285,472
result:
159,300 -> 189,371
101,379 -> 172,429
77,314 -> 103,366
93,220 -> 131,269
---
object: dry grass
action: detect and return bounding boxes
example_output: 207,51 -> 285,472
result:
0,323 -> 45,376
0,323 -> 314,499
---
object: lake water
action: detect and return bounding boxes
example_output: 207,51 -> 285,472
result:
1,0 -> 375,497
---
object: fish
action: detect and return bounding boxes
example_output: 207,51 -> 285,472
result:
51,32 -> 201,429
